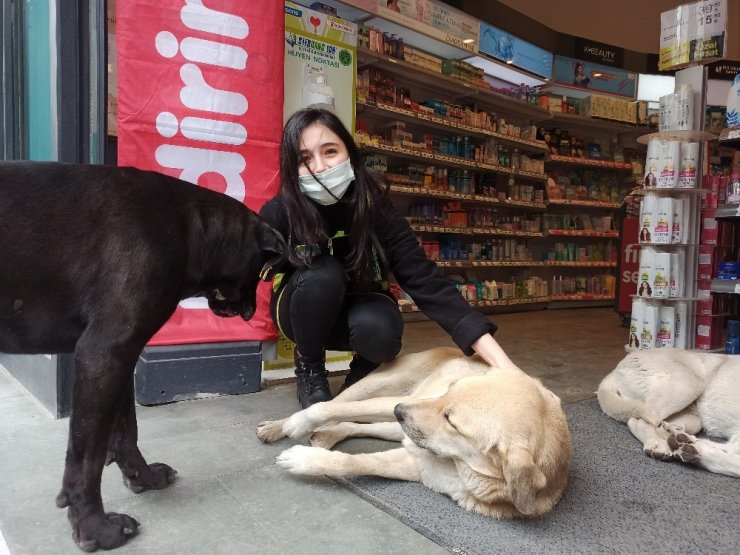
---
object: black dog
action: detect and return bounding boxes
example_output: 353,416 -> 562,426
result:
0,161 -> 286,551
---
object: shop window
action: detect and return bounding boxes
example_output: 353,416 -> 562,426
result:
0,0 -> 108,163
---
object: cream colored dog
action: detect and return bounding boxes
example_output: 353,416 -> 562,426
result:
598,348 -> 740,478
257,347 -> 572,518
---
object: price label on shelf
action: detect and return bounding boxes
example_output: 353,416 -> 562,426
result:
695,0 -> 725,38
659,0 -> 726,69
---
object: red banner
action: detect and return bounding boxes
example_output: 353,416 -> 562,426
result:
117,0 -> 284,344
618,217 -> 640,314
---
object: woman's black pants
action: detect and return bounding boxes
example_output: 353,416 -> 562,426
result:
272,256 -> 403,362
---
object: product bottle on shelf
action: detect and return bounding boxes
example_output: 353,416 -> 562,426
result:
725,320 -> 740,354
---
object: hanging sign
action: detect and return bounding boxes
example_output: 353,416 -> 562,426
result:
117,0 -> 284,345
284,2 -> 357,131
573,37 -> 624,68
553,55 -> 637,98
478,22 -> 553,79
708,60 -> 740,80
659,0 -> 727,70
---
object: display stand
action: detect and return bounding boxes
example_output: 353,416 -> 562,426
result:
627,63 -> 720,351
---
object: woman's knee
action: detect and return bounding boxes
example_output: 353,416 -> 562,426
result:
293,256 -> 346,296
350,300 -> 403,362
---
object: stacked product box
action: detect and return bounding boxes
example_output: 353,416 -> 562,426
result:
580,94 -> 637,124
696,176 -> 739,349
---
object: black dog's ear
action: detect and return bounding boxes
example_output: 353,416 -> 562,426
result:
258,223 -> 287,281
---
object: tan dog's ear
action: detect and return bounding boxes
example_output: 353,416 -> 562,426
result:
502,446 -> 547,515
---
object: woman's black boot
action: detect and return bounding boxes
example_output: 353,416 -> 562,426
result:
294,350 -> 333,408
339,354 -> 381,393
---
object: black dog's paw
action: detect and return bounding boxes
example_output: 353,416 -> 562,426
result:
56,490 -> 71,508
73,512 -> 140,552
123,462 -> 177,494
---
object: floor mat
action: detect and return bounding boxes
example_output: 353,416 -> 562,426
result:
334,398 -> 740,555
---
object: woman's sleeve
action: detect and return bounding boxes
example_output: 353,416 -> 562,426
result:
375,200 -> 496,355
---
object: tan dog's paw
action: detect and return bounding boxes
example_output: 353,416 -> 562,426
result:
276,445 -> 335,475
310,424 -> 350,449
256,418 -> 288,443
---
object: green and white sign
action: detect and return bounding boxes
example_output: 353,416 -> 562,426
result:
284,2 -> 357,131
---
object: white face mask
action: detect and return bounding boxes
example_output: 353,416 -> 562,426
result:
298,158 -> 355,205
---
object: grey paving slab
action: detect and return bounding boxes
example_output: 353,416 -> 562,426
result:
0,366 -> 446,555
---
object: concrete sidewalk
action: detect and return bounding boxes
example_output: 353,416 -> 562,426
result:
0,366 -> 447,554
0,308 -> 628,554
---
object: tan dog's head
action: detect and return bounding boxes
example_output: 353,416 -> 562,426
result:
394,367 -> 571,518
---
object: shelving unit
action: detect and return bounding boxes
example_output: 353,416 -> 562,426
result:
343,4 -> 666,317
709,133 -> 740,294
355,41 -> 556,315
357,47 -> 552,123
541,122 -> 634,307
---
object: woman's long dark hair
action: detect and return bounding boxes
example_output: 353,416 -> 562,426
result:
279,107 -> 390,272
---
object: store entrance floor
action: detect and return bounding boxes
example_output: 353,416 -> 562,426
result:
0,307 -> 627,554
398,306 -> 627,404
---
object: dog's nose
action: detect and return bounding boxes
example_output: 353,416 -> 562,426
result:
394,404 -> 406,423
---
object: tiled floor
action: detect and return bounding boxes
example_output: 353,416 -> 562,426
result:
0,307 -> 627,554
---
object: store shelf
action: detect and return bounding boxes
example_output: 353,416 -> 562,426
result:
545,154 -> 632,170
636,130 -> 718,145
544,229 -> 619,238
544,261 -> 616,268
631,295 -> 701,302
358,100 -> 548,153
636,187 -> 703,196
546,199 -> 621,209
714,204 -> 740,219
631,242 -> 696,248
718,127 -> 740,149
410,224 -> 543,238
357,47 -> 552,123
436,260 -> 545,268
550,294 -> 615,301
710,279 -> 740,294
361,144 -> 548,181
398,297 -> 550,313
547,111 -> 648,137
389,184 -> 547,210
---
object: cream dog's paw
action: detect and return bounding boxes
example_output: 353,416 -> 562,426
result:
282,407 -> 320,438
276,445 -> 334,475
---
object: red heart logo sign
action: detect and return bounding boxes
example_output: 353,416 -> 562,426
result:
309,15 -> 321,30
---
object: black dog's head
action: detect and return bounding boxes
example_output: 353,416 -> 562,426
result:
206,220 -> 286,320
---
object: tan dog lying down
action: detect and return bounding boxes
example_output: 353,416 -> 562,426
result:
598,348 -> 740,478
257,347 -> 572,518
